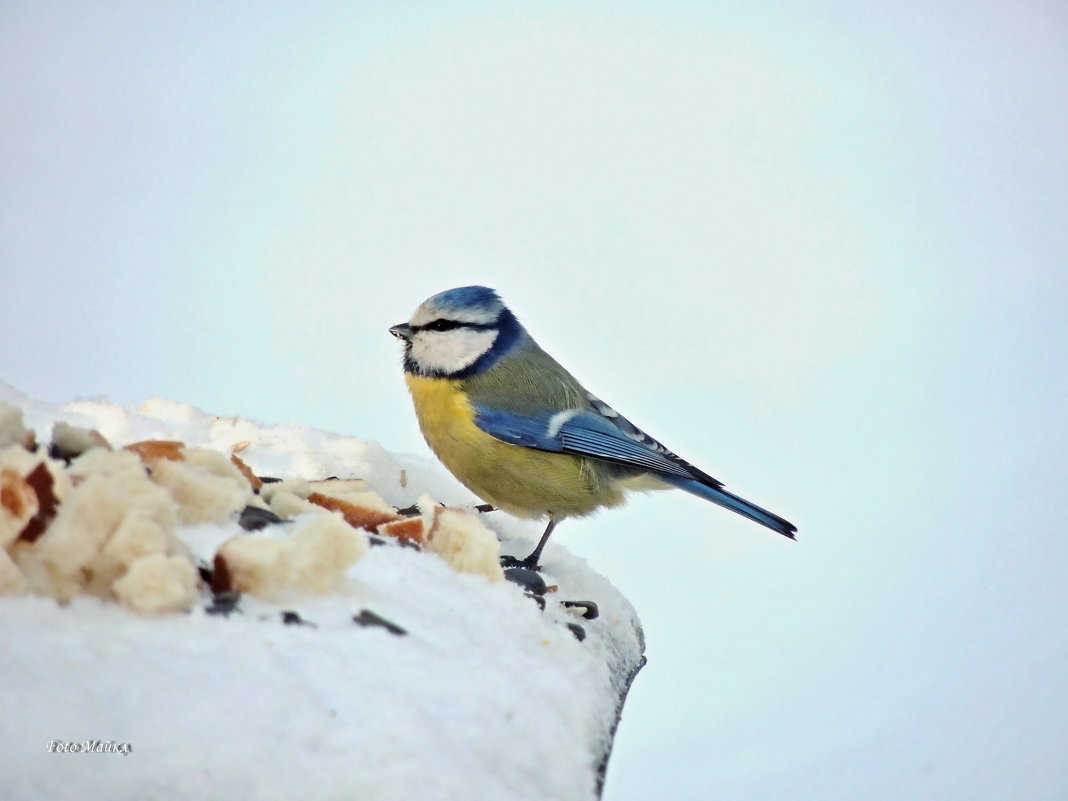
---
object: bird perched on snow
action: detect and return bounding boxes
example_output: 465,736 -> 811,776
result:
390,285 -> 796,568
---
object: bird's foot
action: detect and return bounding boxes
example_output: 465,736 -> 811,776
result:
499,552 -> 542,571
499,518 -> 553,571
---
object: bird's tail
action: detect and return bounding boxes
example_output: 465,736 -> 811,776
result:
662,475 -> 797,539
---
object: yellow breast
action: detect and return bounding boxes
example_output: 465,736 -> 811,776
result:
403,374 -> 627,519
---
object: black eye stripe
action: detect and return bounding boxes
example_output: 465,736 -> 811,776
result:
414,318 -> 498,333
422,319 -> 463,332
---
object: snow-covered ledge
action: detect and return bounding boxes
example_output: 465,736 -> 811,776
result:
0,385 -> 644,801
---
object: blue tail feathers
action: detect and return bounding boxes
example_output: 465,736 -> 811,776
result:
662,475 -> 797,539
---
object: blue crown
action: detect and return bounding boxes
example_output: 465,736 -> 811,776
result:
429,285 -> 502,311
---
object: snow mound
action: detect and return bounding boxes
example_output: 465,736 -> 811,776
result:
0,384 -> 645,801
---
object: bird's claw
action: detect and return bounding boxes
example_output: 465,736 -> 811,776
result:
499,553 -> 542,571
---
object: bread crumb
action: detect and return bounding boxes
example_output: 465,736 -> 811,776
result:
31,451 -> 179,601
289,512 -> 370,593
306,479 -> 396,515
258,479 -> 318,519
151,449 -> 251,524
87,512 -> 171,592
10,542 -> 83,602
0,467 -> 37,548
215,536 -> 291,597
0,403 -> 30,450
216,512 -> 369,598
426,506 -> 504,582
377,516 -> 426,544
1,447 -> 72,547
307,492 -> 399,532
112,553 -> 199,614
69,448 -> 149,483
0,546 -> 28,595
51,421 -> 110,459
258,479 -> 318,518
37,475 -> 129,581
229,452 -> 263,489
125,440 -> 185,463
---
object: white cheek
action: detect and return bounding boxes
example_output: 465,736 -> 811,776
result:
410,329 -> 499,373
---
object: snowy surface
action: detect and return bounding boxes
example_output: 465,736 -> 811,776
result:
1,385 -> 644,801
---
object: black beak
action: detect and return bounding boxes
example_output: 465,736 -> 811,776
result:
389,323 -> 413,341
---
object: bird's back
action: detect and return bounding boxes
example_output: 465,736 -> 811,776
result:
459,337 -> 587,415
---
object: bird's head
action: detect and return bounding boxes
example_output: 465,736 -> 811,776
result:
390,285 -> 524,378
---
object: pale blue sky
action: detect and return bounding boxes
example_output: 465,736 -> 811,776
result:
3,2 -> 1067,798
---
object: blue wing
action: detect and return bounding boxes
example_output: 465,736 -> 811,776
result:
472,398 -> 797,539
472,404 -> 700,481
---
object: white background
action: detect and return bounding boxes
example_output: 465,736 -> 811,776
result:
3,2 -> 1066,798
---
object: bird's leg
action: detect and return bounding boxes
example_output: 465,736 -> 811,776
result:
500,516 -> 557,571
525,517 -> 556,567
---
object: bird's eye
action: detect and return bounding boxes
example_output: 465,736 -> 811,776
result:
424,319 -> 462,332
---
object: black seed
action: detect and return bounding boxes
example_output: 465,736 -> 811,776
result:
281,610 -> 316,627
368,532 -> 421,550
562,600 -> 600,620
525,592 -> 547,611
504,567 -> 547,595
238,505 -> 283,531
394,504 -> 421,517
353,609 -> 407,636
47,442 -> 73,464
258,476 -> 282,484
566,623 -> 586,642
205,592 -> 242,616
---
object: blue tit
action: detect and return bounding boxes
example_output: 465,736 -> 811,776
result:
389,285 -> 796,568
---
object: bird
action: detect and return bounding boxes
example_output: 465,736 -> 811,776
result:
389,285 -> 796,569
